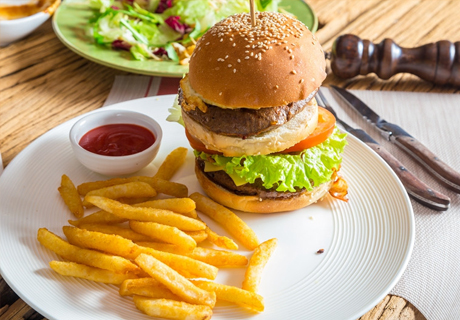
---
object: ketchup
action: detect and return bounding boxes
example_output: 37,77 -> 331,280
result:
79,124 -> 155,156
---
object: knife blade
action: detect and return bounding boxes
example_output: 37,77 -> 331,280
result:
330,85 -> 460,193
317,89 -> 451,211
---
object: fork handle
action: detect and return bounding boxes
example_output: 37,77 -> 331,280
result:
365,141 -> 451,211
330,34 -> 460,86
393,135 -> 460,193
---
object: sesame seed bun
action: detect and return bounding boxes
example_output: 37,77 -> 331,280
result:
188,12 -> 326,109
195,162 -> 333,213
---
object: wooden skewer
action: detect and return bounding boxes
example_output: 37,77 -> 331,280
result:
250,0 -> 257,27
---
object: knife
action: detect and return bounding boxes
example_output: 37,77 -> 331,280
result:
317,89 -> 451,211
330,85 -> 460,193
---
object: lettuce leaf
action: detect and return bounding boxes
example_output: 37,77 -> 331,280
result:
195,128 -> 347,192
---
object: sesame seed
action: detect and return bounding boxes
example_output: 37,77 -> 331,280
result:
228,64 -> 232,68
287,49 -> 292,53
290,55 -> 294,60
245,56 -> 250,59
233,69 -> 237,73
220,38 -> 223,42
291,70 -> 297,74
237,59 -> 241,63
219,92 -> 222,95
233,43 -> 236,47
275,85 -> 279,89
205,42 -> 210,45
299,79 -> 304,83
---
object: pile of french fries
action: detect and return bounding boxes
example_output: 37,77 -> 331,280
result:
40,147 -> 277,320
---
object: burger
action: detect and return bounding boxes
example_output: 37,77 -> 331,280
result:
171,11 -> 347,213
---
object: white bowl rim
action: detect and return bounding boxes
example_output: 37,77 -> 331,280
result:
69,109 -> 163,161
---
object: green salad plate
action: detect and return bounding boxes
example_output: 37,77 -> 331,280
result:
52,0 -> 318,77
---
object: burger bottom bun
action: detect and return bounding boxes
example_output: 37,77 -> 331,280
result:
182,98 -> 318,157
195,162 -> 332,213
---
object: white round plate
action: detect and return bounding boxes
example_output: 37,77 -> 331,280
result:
0,95 -> 414,320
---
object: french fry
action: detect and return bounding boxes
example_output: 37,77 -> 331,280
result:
138,245 -> 218,280
118,197 -> 155,205
135,254 -> 216,308
85,196 -> 205,231
49,261 -> 137,285
133,296 -> 212,320
190,192 -> 259,250
78,176 -> 188,198
77,177 -> 130,196
82,182 -> 157,207
153,147 -> 188,180
195,214 -> 238,250
191,280 -> 264,312
184,230 -> 208,243
130,221 -> 196,252
58,174 -> 84,218
119,278 -> 179,300
206,228 -> 238,250
37,228 -> 139,274
138,242 -> 248,268
134,198 -> 196,214
136,242 -> 189,254
68,210 -> 127,227
62,226 -> 216,279
149,177 -> 188,198
77,223 -> 153,242
63,226 -> 141,260
242,238 -> 278,293
186,247 -> 247,267
181,209 -> 198,219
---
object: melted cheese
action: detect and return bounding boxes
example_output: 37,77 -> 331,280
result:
180,75 -> 208,113
203,161 -> 248,186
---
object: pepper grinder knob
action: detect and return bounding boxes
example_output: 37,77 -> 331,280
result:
330,34 -> 460,86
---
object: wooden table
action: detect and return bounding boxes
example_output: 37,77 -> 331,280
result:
2,0 -> 459,319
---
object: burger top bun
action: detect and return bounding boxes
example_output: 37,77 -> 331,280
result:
188,12 -> 326,109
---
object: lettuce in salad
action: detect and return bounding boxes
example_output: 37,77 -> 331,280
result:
88,0 -> 281,61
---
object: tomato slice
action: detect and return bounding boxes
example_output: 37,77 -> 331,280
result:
281,107 -> 336,153
185,129 -> 222,154
184,107 -> 336,154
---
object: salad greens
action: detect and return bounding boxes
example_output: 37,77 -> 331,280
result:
88,0 -> 281,62
196,128 -> 348,193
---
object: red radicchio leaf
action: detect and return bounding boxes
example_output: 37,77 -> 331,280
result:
155,0 -> 173,13
112,40 -> 132,51
165,16 -> 189,35
153,47 -> 168,56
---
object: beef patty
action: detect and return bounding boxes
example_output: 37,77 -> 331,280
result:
179,88 -> 312,138
196,158 -> 304,199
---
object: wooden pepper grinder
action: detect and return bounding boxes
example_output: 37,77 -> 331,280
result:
330,34 -> 460,86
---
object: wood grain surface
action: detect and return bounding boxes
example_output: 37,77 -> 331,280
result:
2,0 -> 460,319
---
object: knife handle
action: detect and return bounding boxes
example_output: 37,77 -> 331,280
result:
330,34 -> 460,86
393,135 -> 460,193
365,141 -> 451,211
